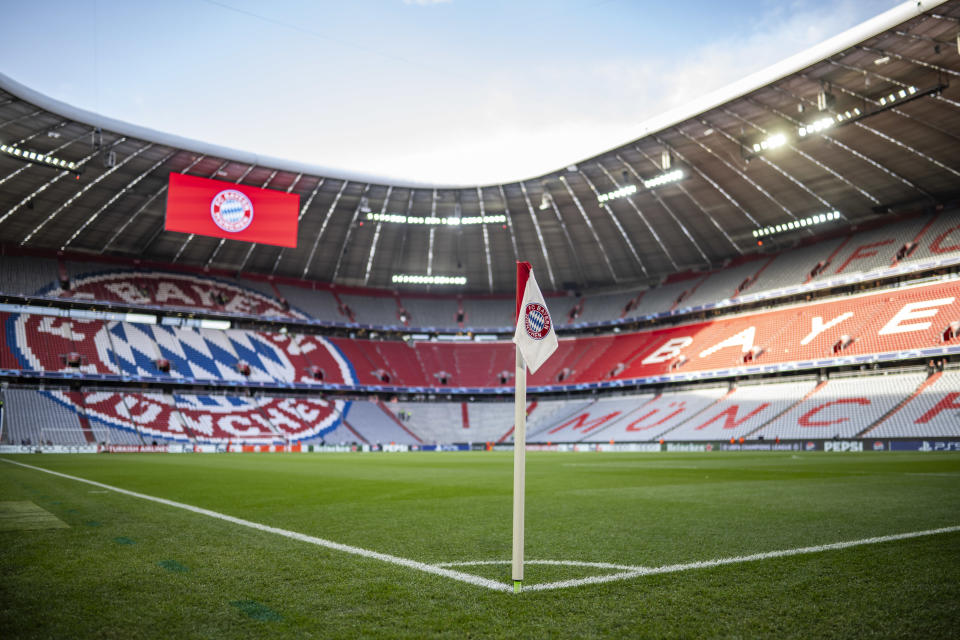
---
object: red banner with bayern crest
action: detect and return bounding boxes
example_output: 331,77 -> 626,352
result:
513,261 -> 558,374
165,173 -> 299,248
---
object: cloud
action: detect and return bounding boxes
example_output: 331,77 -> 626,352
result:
67,0 -> 896,186
335,0 -> 899,184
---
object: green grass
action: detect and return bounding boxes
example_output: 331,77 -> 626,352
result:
1,451 -> 959,638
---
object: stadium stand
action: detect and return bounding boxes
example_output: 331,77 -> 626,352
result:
4,274 -> 958,391
256,332 -> 327,385
623,278 -> 693,317
385,402 -> 463,444
0,255 -> 60,296
1,365 -> 956,446
397,295 -> 461,329
663,380 -> 816,441
814,219 -> 927,280
525,398 -> 603,441
138,392 -> 345,444
420,341 -> 458,387
82,391 -> 145,444
274,284 -> 343,322
343,400 -> 422,445
530,393 -> 659,442
748,238 -> 844,293
361,340 -> 423,386
379,370 -> 947,444
460,297 -> 514,329
903,211 -> 960,265
0,216 -> 958,451
233,276 -> 281,299
318,422 -> 364,445
863,369 -> 960,438
3,388 -> 84,445
574,290 -> 636,324
68,319 -> 118,374
534,387 -> 729,442
0,312 -> 21,370
0,386 -> 355,446
1,209 -> 957,331
447,342 -> 513,387
110,322 -> 169,377
678,257 -> 769,308
754,372 -> 927,440
466,402 -> 518,443
0,1 -> 957,471
338,293 -> 399,326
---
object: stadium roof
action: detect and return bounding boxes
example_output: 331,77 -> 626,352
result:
0,0 -> 958,294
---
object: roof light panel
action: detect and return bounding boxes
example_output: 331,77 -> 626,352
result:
752,210 -> 841,238
366,212 -> 505,225
0,143 -> 77,171
392,274 -> 467,285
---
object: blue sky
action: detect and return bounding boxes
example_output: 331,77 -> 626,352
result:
1,0 -> 903,185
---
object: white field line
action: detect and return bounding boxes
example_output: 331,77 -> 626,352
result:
0,458 -> 512,593
438,559 -> 645,571
521,525 -> 960,591
5,457 -> 959,593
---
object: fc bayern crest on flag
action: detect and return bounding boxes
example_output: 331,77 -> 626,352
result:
210,189 -> 254,233
523,302 -> 551,340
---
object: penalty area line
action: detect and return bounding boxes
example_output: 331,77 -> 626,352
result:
0,458 -> 512,593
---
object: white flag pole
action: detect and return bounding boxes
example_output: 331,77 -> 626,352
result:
511,343 -> 527,593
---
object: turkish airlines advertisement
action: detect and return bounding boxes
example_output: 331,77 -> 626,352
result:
165,173 -> 299,248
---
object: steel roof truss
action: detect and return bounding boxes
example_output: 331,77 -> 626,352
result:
706,115 -> 835,217
575,169 -> 648,276
674,128 -> 798,222
518,181 -> 558,289
615,153 -> 710,266
596,162 -> 678,271
476,186 -> 495,292
21,137 -> 138,245
497,185 -> 520,264
363,185 -> 393,285
628,147 -> 743,253
236,172 -> 304,274
107,154 -> 208,252
62,147 -> 172,250
332,184 -> 371,281
558,175 -> 617,282
300,180 -> 348,278
771,85 -> 930,197
740,98 -> 881,206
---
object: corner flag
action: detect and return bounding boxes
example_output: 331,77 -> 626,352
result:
512,262 -> 558,374
511,261 -> 557,593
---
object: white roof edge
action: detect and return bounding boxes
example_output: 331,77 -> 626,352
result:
0,0 -> 946,190
0,71 -> 441,190
523,0 -> 949,179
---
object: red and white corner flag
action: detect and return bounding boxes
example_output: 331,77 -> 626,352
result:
512,262 -> 558,374
511,261 -> 558,594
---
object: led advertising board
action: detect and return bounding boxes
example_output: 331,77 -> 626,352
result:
165,173 -> 299,248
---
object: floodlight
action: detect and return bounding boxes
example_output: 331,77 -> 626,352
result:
642,169 -> 683,189
392,274 -> 467,286
1,144 -> 80,173
597,183 -> 638,204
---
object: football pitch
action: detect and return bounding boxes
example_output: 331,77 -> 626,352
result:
1,451 -> 958,639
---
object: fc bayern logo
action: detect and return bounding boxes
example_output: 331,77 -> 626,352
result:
210,189 -> 254,233
523,302 -> 551,340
